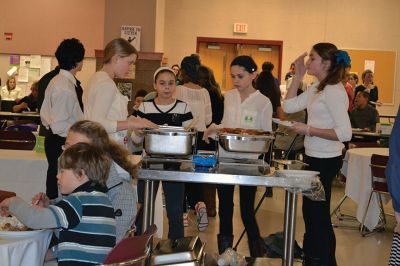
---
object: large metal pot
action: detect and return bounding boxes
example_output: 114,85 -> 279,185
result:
142,126 -> 196,157
218,132 -> 274,153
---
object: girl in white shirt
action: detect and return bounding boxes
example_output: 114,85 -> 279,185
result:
204,55 -> 273,257
283,43 -> 352,266
83,38 -> 156,147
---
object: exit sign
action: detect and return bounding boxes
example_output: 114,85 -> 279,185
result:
233,23 -> 248,33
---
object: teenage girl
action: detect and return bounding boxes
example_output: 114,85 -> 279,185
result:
132,67 -> 193,240
83,38 -> 156,147
204,55 -> 273,257
284,43 -> 352,266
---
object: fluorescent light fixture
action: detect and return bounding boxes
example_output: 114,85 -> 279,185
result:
258,46 -> 272,52
207,44 -> 220,50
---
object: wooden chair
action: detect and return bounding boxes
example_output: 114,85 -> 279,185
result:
0,130 -> 36,150
100,224 -> 157,266
347,141 -> 380,149
360,154 -> 392,236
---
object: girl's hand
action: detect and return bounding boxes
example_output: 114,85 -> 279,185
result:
128,116 -> 158,130
0,197 -> 15,217
293,52 -> 308,80
31,192 -> 49,208
291,122 -> 308,136
202,125 -> 217,144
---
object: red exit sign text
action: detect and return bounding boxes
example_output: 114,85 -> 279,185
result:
233,23 -> 248,33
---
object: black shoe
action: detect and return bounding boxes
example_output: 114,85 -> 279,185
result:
248,237 -> 266,257
217,234 -> 233,254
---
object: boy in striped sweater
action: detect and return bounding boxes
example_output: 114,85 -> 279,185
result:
0,143 -> 116,265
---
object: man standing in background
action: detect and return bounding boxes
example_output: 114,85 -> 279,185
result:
40,38 -> 85,200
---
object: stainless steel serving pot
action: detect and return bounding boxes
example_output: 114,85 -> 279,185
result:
218,132 -> 274,153
142,126 -> 196,157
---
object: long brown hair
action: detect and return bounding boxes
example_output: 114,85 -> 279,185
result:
313,43 -> 346,91
69,120 -> 137,178
198,65 -> 223,101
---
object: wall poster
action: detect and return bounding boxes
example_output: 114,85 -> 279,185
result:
121,25 -> 141,51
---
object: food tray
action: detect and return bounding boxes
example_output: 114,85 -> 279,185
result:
218,133 -> 274,153
143,126 -> 196,156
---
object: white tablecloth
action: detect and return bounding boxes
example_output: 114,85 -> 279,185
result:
0,230 -> 52,266
341,147 -> 390,230
0,150 -> 47,202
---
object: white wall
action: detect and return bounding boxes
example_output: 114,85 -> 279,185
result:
0,55 -> 96,97
161,0 -> 400,115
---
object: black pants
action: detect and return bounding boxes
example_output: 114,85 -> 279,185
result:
44,133 -> 65,199
136,163 -> 185,240
217,184 -> 261,242
303,155 -> 342,265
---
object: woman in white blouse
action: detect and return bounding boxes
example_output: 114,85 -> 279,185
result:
204,55 -> 273,257
1,77 -> 23,101
283,43 -> 352,266
83,38 -> 156,147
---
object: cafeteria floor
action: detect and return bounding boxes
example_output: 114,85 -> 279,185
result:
159,181 -> 394,265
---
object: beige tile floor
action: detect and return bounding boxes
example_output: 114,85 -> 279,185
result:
159,182 -> 395,266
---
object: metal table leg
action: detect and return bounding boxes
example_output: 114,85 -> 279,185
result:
282,190 -> 298,266
142,180 -> 155,233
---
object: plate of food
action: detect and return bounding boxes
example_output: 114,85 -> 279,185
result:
272,118 -> 294,127
0,216 -> 42,237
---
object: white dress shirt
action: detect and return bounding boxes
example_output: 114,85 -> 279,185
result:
283,82 -> 352,158
218,89 -> 273,159
175,85 -> 212,131
83,71 -> 129,146
40,69 -> 83,137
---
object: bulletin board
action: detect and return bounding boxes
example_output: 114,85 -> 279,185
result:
344,49 -> 396,105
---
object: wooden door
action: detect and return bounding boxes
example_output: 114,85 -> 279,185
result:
198,43 -> 236,92
238,44 -> 281,81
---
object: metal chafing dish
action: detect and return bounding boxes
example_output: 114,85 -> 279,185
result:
142,126 -> 196,157
152,235 -> 205,265
217,131 -> 274,153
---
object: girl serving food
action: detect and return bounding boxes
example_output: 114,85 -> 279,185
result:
203,55 -> 273,257
132,67 -> 193,240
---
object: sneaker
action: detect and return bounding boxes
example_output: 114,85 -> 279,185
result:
183,213 -> 189,227
195,201 -> 208,232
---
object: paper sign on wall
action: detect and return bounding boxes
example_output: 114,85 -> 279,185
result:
30,55 -> 42,69
18,67 -> 29,82
364,60 -> 375,72
121,25 -> 141,51
40,57 -> 52,77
